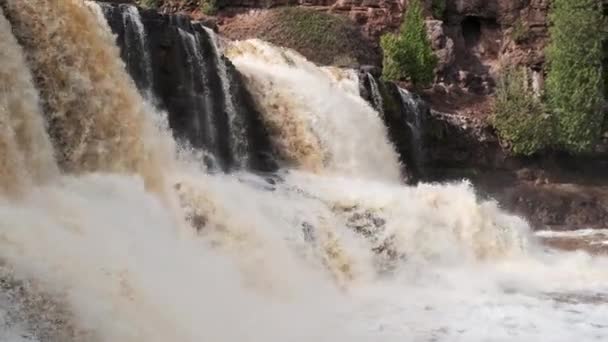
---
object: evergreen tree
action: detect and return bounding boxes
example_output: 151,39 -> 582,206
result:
546,0 -> 605,152
492,68 -> 553,155
380,0 -> 437,87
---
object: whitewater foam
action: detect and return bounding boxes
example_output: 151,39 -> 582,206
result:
3,0 -> 166,192
227,40 -> 403,182
0,7 -> 58,195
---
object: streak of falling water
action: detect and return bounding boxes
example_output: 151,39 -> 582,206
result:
177,27 -> 219,158
227,39 -> 403,182
2,0 -> 167,193
398,87 -> 425,170
367,73 -> 384,117
0,7 -> 58,195
203,27 -> 250,169
119,4 -> 155,97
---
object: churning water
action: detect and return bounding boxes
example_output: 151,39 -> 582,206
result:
0,1 -> 607,341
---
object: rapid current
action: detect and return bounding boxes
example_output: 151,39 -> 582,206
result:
0,1 -> 607,341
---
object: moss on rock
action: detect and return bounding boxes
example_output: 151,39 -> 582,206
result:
221,7 -> 380,67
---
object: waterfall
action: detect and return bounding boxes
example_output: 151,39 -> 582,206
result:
176,26 -> 221,165
2,0 -> 166,192
227,39 -> 403,183
0,1 -> 607,341
357,72 -> 427,182
99,3 -> 154,96
0,7 -> 58,196
367,73 -> 384,117
397,87 -> 426,173
100,3 -> 275,172
204,27 -> 250,169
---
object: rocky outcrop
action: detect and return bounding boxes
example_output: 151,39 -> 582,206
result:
360,72 -> 608,230
423,109 -> 608,230
215,0 -> 405,43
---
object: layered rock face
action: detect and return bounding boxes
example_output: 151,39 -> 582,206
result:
216,0 -> 404,41
433,0 -> 549,95
155,0 -> 404,39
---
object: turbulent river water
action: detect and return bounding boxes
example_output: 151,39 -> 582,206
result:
0,1 -> 607,341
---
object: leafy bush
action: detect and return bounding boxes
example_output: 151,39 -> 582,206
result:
492,68 -> 554,155
380,0 -> 437,88
136,0 -> 158,9
545,0 -> 605,153
200,0 -> 218,15
431,0 -> 446,19
511,19 -> 529,44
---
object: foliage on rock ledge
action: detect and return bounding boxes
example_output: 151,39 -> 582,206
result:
431,0 -> 446,19
136,0 -> 158,9
380,0 -> 437,88
492,68 -> 553,156
546,0 -> 605,153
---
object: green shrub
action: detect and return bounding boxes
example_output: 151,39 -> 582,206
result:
431,0 -> 446,19
546,0 -> 605,153
200,0 -> 218,15
380,0 -> 437,88
511,19 -> 529,44
492,68 -> 554,155
136,0 -> 158,9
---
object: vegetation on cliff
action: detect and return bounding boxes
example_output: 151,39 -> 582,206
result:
380,0 -> 437,87
200,0 -> 218,15
492,68 -> 553,155
221,7 -> 378,66
431,0 -> 446,19
494,0 -> 606,155
136,0 -> 217,14
545,0 -> 605,153
136,0 -> 158,9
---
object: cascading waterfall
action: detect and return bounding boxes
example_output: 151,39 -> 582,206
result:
398,87 -> 426,172
227,39 -> 403,182
100,4 -> 275,172
366,73 -> 384,117
0,2 -> 607,341
99,3 -> 154,96
0,7 -> 58,196
204,27 -> 250,169
358,72 -> 428,182
2,0 -> 166,192
176,26 -> 221,161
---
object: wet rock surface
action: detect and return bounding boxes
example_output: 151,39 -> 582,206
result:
101,2 -> 277,172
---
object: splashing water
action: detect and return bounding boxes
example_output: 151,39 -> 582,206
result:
0,7 -> 58,196
227,39 -> 403,182
0,2 -> 607,341
2,0 -> 166,192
